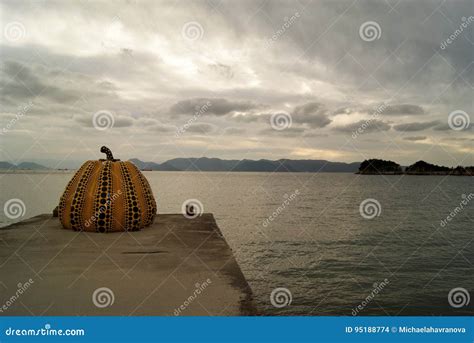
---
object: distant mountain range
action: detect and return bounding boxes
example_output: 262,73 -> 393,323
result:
129,157 -> 361,173
0,161 -> 50,170
2,158 -> 472,175
0,158 -> 360,172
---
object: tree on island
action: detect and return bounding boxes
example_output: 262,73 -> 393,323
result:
405,160 -> 451,174
465,166 -> 474,175
358,159 -> 403,174
358,159 -> 474,176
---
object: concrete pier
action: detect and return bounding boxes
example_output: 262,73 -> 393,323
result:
0,214 -> 257,316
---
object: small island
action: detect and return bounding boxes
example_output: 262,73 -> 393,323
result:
358,159 -> 474,176
357,159 -> 403,175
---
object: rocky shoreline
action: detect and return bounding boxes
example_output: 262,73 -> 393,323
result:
357,159 -> 474,176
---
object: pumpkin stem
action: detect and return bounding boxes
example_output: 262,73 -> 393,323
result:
100,146 -> 115,161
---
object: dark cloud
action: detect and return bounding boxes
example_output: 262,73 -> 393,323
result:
170,98 -> 258,116
230,103 -> 332,129
299,113 -> 332,128
333,120 -> 391,133
292,102 -> 326,116
433,122 -> 474,131
291,102 -> 332,128
0,61 -> 75,103
403,136 -> 427,141
0,59 -> 122,112
185,123 -> 216,134
381,104 -> 425,116
393,120 -> 440,132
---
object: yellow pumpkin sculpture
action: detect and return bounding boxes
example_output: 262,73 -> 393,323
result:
58,146 -> 157,232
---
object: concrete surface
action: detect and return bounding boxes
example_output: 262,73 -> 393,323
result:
0,214 -> 257,316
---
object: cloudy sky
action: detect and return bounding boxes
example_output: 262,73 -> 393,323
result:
0,0 -> 473,168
